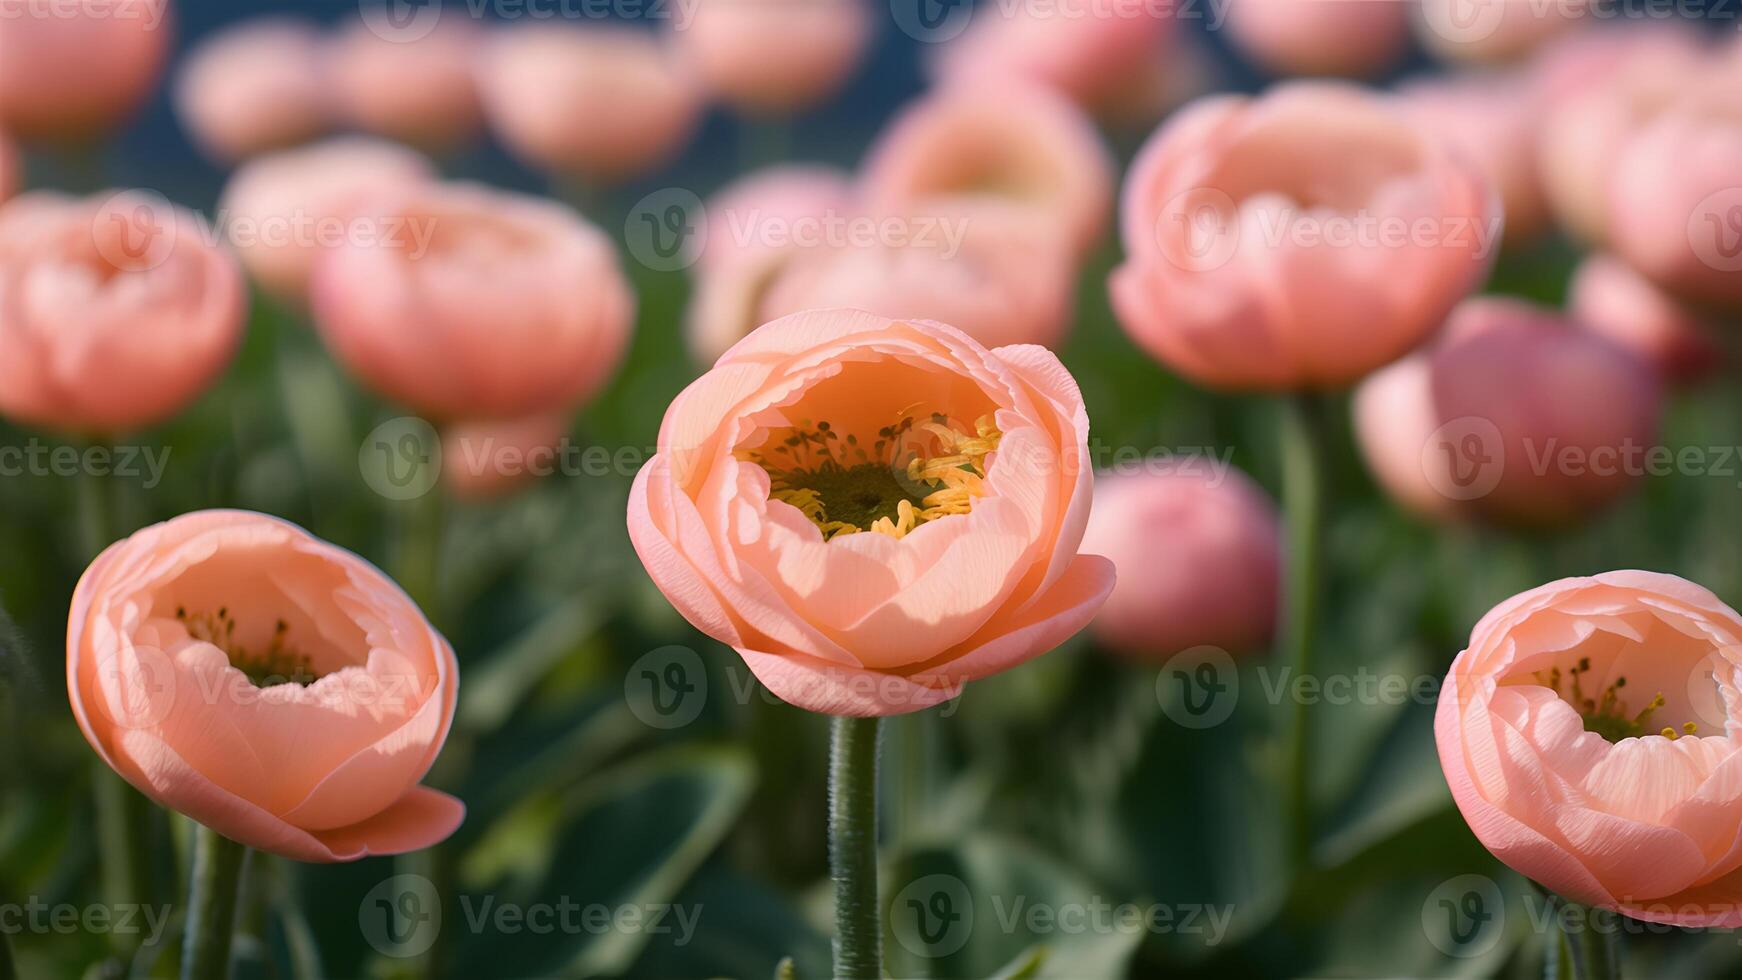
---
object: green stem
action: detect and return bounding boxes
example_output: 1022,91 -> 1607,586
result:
1558,900 -> 1619,980
828,715 -> 883,980
181,825 -> 249,980
1280,395 -> 1328,870
395,476 -> 446,621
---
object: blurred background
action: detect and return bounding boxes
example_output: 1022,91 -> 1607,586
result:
5,1 -> 1742,978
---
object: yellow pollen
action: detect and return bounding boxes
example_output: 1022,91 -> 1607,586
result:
1535,663 -> 1682,743
176,605 -> 317,688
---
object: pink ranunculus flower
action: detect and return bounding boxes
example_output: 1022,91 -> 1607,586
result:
173,18 -> 332,163
442,412 -> 573,502
0,0 -> 170,144
1398,70 -> 1549,248
328,17 -> 484,153
1415,0 -> 1592,65
1353,297 -> 1662,527
477,23 -> 702,184
1110,82 -> 1498,392
627,309 -> 1115,717
758,200 -> 1077,352
68,510 -> 464,862
928,0 -> 1175,119
861,84 -> 1114,257
1570,254 -> 1725,387
218,137 -> 435,302
670,0 -> 872,115
311,182 -> 634,423
1608,91 -> 1742,315
1438,571 -> 1742,927
1223,0 -> 1409,79
0,191 -> 246,435
1080,465 -> 1280,661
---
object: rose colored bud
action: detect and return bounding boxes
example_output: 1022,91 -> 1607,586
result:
1570,254 -> 1725,387
861,84 -> 1114,257
1536,28 -> 1712,245
1608,91 -> 1742,315
311,182 -> 634,423
758,200 -> 1077,351
670,0 -> 871,115
628,309 -> 1114,717
0,191 -> 246,436
1224,0 -> 1409,79
218,138 -> 436,301
68,510 -> 463,862
0,0 -> 170,144
1529,21 -> 1710,111
173,18 -> 331,163
1080,466 -> 1280,661
327,17 -> 483,153
1111,82 -> 1497,392
1353,298 -> 1662,528
477,23 -> 702,184
1415,0 -> 1592,65
1397,71 -> 1548,248
928,0 -> 1175,119
1439,571 -> 1742,927
442,412 -> 573,502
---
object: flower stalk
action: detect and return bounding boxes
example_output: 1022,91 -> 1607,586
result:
181,824 -> 249,980
829,715 -> 883,980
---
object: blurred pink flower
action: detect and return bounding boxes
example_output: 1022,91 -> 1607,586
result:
0,0 -> 170,144
478,23 -> 702,184
1354,297 -> 1662,527
311,182 -> 634,422
1415,0 -> 1593,65
1529,21 -> 1711,110
68,510 -> 463,862
861,84 -> 1113,257
174,18 -> 331,163
929,0 -> 1175,119
328,17 -> 484,153
1439,571 -> 1742,927
1608,90 -> 1742,315
0,129 -> 17,202
1224,0 -> 1409,78
627,309 -> 1113,717
670,0 -> 872,115
218,138 -> 436,301
442,412 -> 573,502
1080,465 -> 1280,661
1397,70 -> 1548,248
1570,254 -> 1725,387
0,190 -> 245,435
1111,82 -> 1497,392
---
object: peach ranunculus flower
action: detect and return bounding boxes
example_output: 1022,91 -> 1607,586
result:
1110,82 -> 1498,392
441,412 -> 573,502
0,0 -> 170,144
327,17 -> 484,153
311,182 -> 634,423
68,510 -> 463,862
1570,254 -> 1725,387
1223,0 -> 1409,79
477,23 -> 702,184
1414,0 -> 1593,65
669,0 -> 872,116
861,84 -> 1114,258
1352,297 -> 1662,528
173,18 -> 332,163
1397,70 -> 1548,249
1438,571 -> 1742,926
217,137 -> 436,302
0,191 -> 246,435
1608,90 -> 1742,315
627,309 -> 1114,717
1080,464 -> 1280,661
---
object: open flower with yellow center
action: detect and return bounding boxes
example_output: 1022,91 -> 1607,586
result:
1438,571 -> 1742,926
628,309 -> 1114,717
